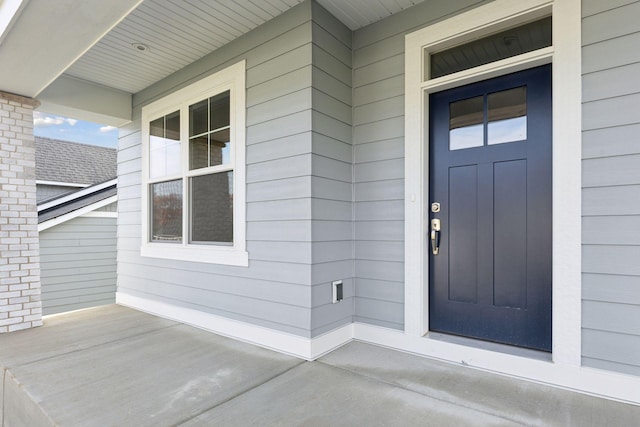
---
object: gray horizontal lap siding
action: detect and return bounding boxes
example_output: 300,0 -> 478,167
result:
95,201 -> 117,213
40,216 -> 117,315
581,0 -> 640,376
309,1 -> 354,337
351,0 -> 485,330
118,2 -> 317,338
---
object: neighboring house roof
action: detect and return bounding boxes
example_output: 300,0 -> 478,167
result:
35,137 -> 116,185
38,179 -> 117,230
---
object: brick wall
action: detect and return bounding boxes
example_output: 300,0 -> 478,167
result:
0,91 -> 42,333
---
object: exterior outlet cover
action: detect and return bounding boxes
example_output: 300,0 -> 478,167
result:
332,280 -> 343,304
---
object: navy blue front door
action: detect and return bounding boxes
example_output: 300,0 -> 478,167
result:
428,65 -> 552,351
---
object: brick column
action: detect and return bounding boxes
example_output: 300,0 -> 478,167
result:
0,91 -> 42,333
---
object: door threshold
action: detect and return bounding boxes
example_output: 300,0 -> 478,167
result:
426,332 -> 552,362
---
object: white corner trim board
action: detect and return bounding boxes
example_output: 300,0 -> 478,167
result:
116,292 -> 353,361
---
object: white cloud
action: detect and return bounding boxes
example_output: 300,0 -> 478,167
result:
33,111 -> 78,127
33,112 -> 63,127
99,125 -> 117,133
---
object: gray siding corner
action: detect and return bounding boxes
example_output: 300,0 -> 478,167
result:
309,0 -> 354,336
351,0 -> 485,330
581,0 -> 640,376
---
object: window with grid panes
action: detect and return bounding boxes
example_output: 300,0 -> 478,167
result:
141,61 -> 247,266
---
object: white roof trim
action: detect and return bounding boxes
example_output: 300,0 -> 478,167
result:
38,178 -> 117,212
36,180 -> 89,188
0,0 -> 26,44
82,211 -> 117,219
38,195 -> 117,232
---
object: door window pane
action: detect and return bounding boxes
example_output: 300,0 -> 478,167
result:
149,111 -> 180,179
449,96 -> 483,150
191,172 -> 233,244
151,179 -> 183,243
488,87 -> 527,145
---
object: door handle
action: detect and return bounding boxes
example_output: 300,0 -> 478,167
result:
431,218 -> 441,255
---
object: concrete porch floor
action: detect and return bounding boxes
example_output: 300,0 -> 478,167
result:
0,305 -> 638,426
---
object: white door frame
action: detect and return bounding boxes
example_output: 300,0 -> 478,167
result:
404,0 -> 582,366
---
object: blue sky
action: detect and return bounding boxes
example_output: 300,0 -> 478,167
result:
33,111 -> 118,148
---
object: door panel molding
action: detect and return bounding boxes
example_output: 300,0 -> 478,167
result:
428,65 -> 552,351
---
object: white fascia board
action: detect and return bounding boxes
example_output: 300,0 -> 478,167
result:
38,195 -> 117,232
38,75 -> 132,127
36,180 -> 89,188
0,0 -> 26,44
81,211 -> 117,219
38,178 -> 117,212
0,0 -> 143,98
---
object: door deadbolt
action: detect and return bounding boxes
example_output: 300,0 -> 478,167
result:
431,202 -> 440,213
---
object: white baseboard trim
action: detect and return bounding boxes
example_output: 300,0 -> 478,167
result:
353,323 -> 640,405
116,292 -> 353,361
116,293 -> 639,404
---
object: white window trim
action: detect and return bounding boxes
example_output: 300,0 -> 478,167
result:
404,0 -> 581,366
140,60 -> 248,267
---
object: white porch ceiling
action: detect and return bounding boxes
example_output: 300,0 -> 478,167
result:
0,0 -> 424,124
0,0 -> 143,98
64,0 -> 425,94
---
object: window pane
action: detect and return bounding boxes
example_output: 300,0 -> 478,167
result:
210,91 -> 230,131
488,87 -> 527,145
191,172 -> 233,244
149,111 -> 180,179
429,17 -> 552,79
188,91 -> 231,170
151,180 -> 183,243
450,96 -> 484,150
150,117 -> 163,137
189,136 -> 209,170
189,99 -> 208,137
166,110 -> 180,140
210,128 -> 230,166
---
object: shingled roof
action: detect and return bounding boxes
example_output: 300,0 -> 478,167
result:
35,137 -> 116,185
